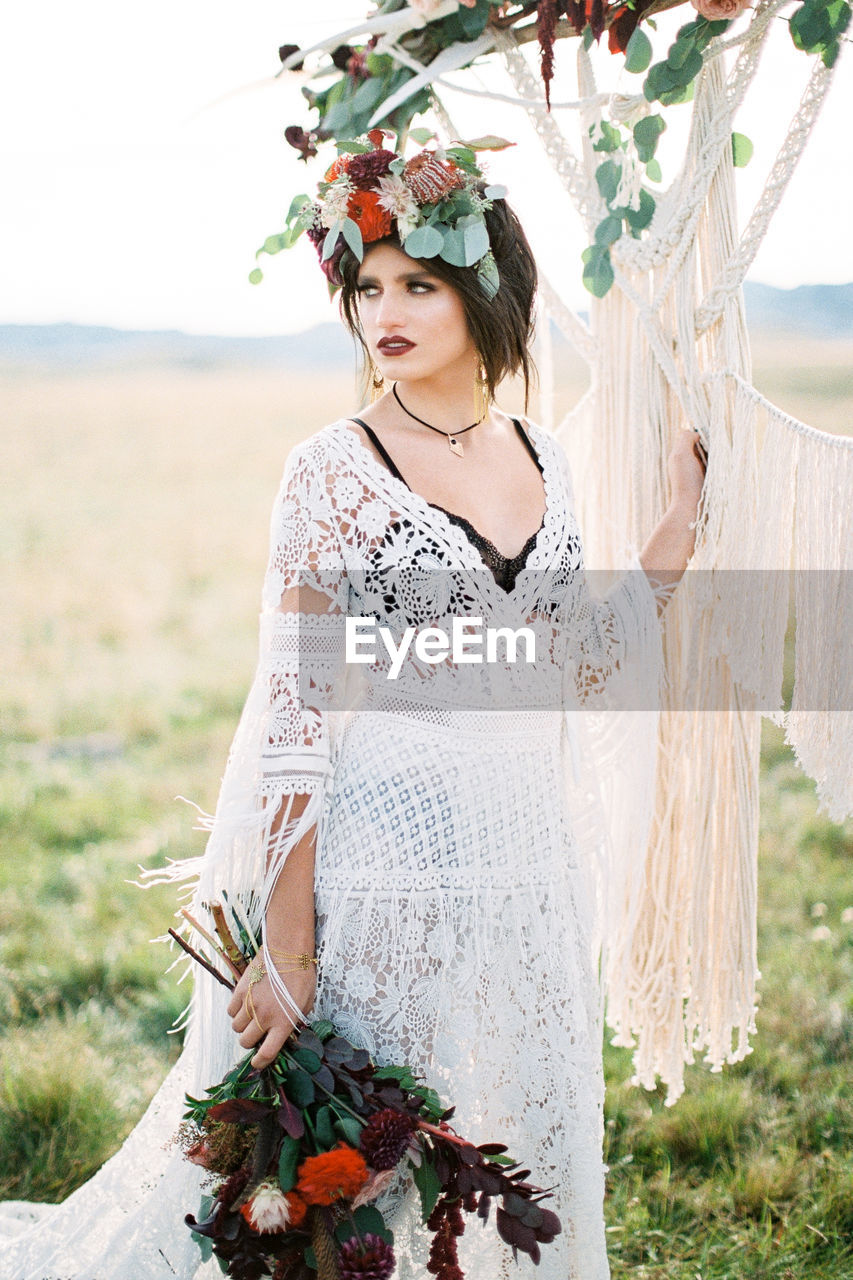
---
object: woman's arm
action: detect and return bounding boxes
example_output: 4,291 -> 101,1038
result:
639,426 -> 707,594
227,791 -> 318,1069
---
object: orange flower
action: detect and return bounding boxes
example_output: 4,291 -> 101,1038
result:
295,1143 -> 370,1206
325,155 -> 351,181
347,189 -> 393,244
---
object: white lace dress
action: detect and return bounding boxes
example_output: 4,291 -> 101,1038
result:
0,416 -> 661,1280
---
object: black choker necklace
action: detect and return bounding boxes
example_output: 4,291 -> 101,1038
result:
392,383 -> 483,458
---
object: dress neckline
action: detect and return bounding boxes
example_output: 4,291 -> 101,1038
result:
342,416 -> 548,565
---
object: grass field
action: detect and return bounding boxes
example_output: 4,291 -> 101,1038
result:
1,342 -> 851,1277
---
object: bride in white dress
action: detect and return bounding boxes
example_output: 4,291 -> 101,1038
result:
0,158 -> 706,1280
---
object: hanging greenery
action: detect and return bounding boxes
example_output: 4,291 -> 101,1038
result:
272,0 -> 850,296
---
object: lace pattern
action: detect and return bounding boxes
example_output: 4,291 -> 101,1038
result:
0,416 -> 663,1280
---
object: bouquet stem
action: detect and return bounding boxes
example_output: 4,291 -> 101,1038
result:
309,1206 -> 342,1280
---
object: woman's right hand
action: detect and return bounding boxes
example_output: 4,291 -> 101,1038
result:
227,959 -> 316,1070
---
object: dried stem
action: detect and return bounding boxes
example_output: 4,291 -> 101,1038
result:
168,927 -> 235,991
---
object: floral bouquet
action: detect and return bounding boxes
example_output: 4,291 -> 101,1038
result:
171,904 -> 561,1280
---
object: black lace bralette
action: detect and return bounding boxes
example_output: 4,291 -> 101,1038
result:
350,417 -> 545,594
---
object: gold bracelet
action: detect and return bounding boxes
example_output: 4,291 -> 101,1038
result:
266,949 -> 317,969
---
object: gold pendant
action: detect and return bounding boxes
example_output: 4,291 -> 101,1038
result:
449,436 -> 464,458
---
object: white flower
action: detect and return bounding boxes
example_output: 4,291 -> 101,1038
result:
375,173 -> 421,240
841,907 -> 853,924
241,1181 -> 296,1233
810,901 -> 828,918
319,177 -> 354,229
810,925 -> 832,942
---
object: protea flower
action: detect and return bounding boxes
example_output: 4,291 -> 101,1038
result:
404,153 -> 465,204
337,1232 -> 396,1280
239,1180 -> 306,1233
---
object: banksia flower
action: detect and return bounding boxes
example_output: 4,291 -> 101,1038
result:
338,1232 -> 396,1280
404,153 -> 465,204
359,1108 -> 418,1171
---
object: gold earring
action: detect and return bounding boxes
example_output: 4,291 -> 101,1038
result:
369,360 -> 385,404
474,359 -> 489,422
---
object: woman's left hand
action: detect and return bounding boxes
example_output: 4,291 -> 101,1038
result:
667,425 -> 707,513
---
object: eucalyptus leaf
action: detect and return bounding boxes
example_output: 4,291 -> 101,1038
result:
334,1114 -> 364,1145
484,184 -> 508,199
645,158 -> 662,183
633,113 -> 666,162
438,228 -> 467,267
403,225 -> 444,258
409,127 -> 437,144
594,215 -> 623,247
625,187 -> 656,231
248,268 -> 263,285
595,159 -> 621,205
454,135 -> 514,151
335,139 -> 372,155
625,27 -> 653,73
282,1069 -> 315,1107
477,253 -> 500,300
582,246 -> 615,299
322,223 -> 342,262
731,131 -> 754,167
341,217 -> 364,260
286,194 -> 311,224
462,221 -> 490,266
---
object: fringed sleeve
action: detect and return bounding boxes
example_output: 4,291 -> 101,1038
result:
146,438 -> 348,1081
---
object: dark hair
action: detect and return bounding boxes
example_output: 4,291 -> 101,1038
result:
338,189 -> 539,412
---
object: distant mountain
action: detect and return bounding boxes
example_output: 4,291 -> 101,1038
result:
743,282 -> 853,337
0,322 -> 355,371
0,283 -> 850,371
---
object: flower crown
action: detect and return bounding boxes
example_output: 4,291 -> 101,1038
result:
253,129 -> 511,299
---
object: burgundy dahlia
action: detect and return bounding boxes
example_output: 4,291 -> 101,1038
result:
338,1232 -> 396,1280
359,1108 -> 418,1171
347,149 -> 397,190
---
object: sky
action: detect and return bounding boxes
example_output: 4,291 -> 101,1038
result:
2,1 -> 850,336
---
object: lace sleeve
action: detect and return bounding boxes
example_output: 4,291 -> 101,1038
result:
145,440 -> 347,1029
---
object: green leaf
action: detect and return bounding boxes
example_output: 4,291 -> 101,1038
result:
583,23 -> 594,50
341,218 -> 364,260
335,139 -> 372,155
591,120 -> 623,153
334,1114 -> 364,1146
305,1245 -> 318,1270
645,157 -> 662,183
667,36 -> 696,70
278,1134 -> 301,1192
321,223 -> 342,262
594,215 -> 623,247
335,1205 -> 393,1244
314,1105 -> 336,1149
668,46 -> 704,85
595,159 -> 622,205
659,79 -> 696,106
625,27 -> 653,73
260,233 -> 288,256
453,134 -> 514,151
409,127 -> 437,144
403,224 -> 444,258
731,131 -> 753,167
248,268 -> 263,285
484,183 -> 507,199
412,1154 -> 442,1220
286,194 -> 310,224
633,113 -> 666,162
438,227 -> 467,267
582,245 -> 615,298
625,187 -> 656,231
282,1069 -> 315,1107
462,220 -> 490,266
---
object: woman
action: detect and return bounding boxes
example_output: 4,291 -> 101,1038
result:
0,139 -> 704,1279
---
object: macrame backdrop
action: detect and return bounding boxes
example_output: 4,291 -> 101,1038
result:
290,4 -> 851,1103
